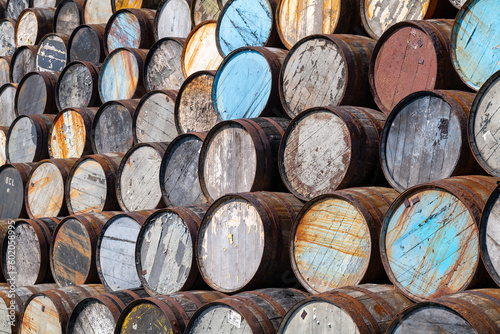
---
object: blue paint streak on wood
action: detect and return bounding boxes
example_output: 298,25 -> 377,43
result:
217,0 -> 273,57
213,49 -> 271,120
99,50 -> 139,102
108,12 -> 140,52
453,0 -> 500,90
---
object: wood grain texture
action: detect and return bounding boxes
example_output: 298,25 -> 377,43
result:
182,21 -> 223,77
174,71 -> 218,134
117,143 -> 167,211
279,284 -> 412,333
0,163 -> 33,218
0,58 -> 10,88
83,0 -> 113,24
10,45 -> 36,83
35,33 -> 69,73
0,83 -> 17,127
191,0 -> 220,26
67,153 -> 124,214
30,0 -> 61,8
15,71 -> 59,115
105,9 -> 155,54
154,0 -> 192,40
15,8 -> 55,47
160,133 -> 208,206
144,38 -> 185,91
91,100 -> 139,154
448,0 -> 465,8
480,184 -> 500,286
133,90 -> 178,143
6,0 -> 28,20
0,19 -> 15,57
381,176 -> 498,302
0,128 -> 6,168
55,61 -> 101,111
200,118 -> 289,202
54,0 -> 84,35
381,90 -> 480,192
280,34 -> 375,118
68,24 -> 106,64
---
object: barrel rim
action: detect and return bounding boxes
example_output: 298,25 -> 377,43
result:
9,45 -> 37,83
34,32 -> 72,73
20,292 -> 65,333
153,0 -> 192,41
53,0 -> 85,34
6,114 -> 46,163
67,23 -> 106,64
15,8 -> 56,47
180,20 -> 218,78
14,71 -> 58,117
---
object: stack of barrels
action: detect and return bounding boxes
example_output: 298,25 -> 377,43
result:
1,0 -> 500,333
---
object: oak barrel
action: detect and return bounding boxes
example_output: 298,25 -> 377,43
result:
9,45 -> 36,83
191,0 -> 220,26
479,183 -> 500,286
0,163 -> 33,218
83,0 -> 113,24
112,0 -> 162,11
15,8 -> 55,47
15,71 -> 59,115
154,0 -> 192,40
0,19 -> 15,57
0,57 -> 10,87
30,0 -> 62,8
5,0 -> 27,20
0,127 -> 7,167
35,33 -> 70,73
143,37 -> 185,91
380,176 -> 498,302
449,0 -> 465,8
0,83 -> 17,127
68,24 -> 106,64
55,61 -> 101,111
53,0 -> 84,35
105,9 -> 155,54
279,106 -> 386,200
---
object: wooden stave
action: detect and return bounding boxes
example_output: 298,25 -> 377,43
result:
15,8 -> 55,47
15,71 -> 59,116
0,162 -> 34,218
67,23 -> 106,64
9,45 -> 37,83
53,0 -> 84,34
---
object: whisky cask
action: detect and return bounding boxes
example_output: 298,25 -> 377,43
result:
9,45 -> 36,83
0,57 -> 10,87
105,9 -> 155,54
15,71 -> 59,115
0,127 -> 7,167
35,33 -> 70,73
68,24 -> 106,64
15,8 -> 55,47
144,37 -> 185,91
0,83 -> 16,127
53,0 -> 84,35
0,162 -> 33,218
5,0 -> 27,20
154,0 -> 191,40
55,61 -> 101,111
111,0 -> 161,11
83,0 -> 113,24
479,183 -> 500,286
0,19 -> 15,57
191,0 -> 220,26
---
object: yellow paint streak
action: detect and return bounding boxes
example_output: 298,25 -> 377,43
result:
115,0 -> 143,10
50,110 -> 86,159
183,22 -> 223,77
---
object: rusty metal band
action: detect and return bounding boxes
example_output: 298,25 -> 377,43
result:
438,300 -> 496,333
247,291 -> 287,318
346,286 -> 395,316
157,295 -> 190,325
177,291 -> 204,308
222,299 -> 265,334
325,292 -> 380,333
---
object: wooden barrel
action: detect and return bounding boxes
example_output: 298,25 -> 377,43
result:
91,99 -> 140,154
136,206 -> 209,295
105,9 -> 155,54
83,0 -> 113,24
9,45 -> 36,83
174,70 -> 218,134
154,0 -> 192,40
1,218 -> 59,286
370,20 -> 468,115
144,37 -> 185,91
112,0 -> 162,11
25,158 -> 77,218
186,288 -> 309,333
279,34 -> 375,119
48,108 -> 98,159
133,90 -> 177,143
15,8 -> 55,47
115,290 -> 227,333
479,183 -> 500,286
55,61 -> 100,111
276,0 -> 361,50
449,0 -> 465,8
199,118 -> 289,202
214,47 -> 287,120
0,83 -> 17,127
278,284 -> 413,333
30,0 -> 63,8
198,192 -> 303,293
54,0 -> 84,35
191,0 -> 220,26
380,90 -> 481,192
35,33 -> 70,73
97,211 -> 154,291
99,47 -> 147,103
279,106 -> 386,200
160,133 -> 208,206
386,289 -> 500,333
6,114 -> 55,163
66,153 -> 123,214
50,212 -> 117,286
116,142 -> 167,211
15,71 -> 59,115
381,176 -> 498,302
0,57 -> 10,87
20,284 -> 106,334
0,163 -> 33,218
67,288 -> 150,334
0,19 -> 15,57
181,21 -> 223,77
0,127 -> 7,167
5,0 -> 27,20
68,24 -> 106,64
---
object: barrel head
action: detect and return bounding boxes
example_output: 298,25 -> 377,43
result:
68,158 -> 109,214
182,21 -> 222,77
0,58 -> 10,88
21,295 -> 62,334
0,83 -> 17,127
0,19 -> 15,57
49,109 -> 88,159
0,164 -> 28,218
134,90 -> 177,143
155,0 -> 191,40
10,45 -> 36,83
83,0 -> 113,24
26,161 -> 65,218
68,25 -> 104,64
56,62 -> 100,111
35,33 -> 69,73
192,0 -> 221,26
68,299 -> 115,334
7,116 -> 41,163
144,38 -> 185,91
54,0 -> 84,35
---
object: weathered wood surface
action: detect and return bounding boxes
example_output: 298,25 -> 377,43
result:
115,290 -> 227,333
200,118 -> 289,202
68,24 -> 106,64
54,0 -> 84,35
97,212 -> 153,291
30,0 -> 61,8
214,47 -> 287,120
50,213 -> 117,286
182,21 -> 222,77
67,153 -> 124,214
480,184 -> 500,286
136,206 -> 208,295
91,99 -> 139,154
106,9 -> 155,54
133,90 -> 177,143
370,20 -> 467,114
0,163 -> 33,218
0,19 -> 15,57
280,34 -> 375,118
83,0 -> 113,24
381,176 -> 498,302
278,284 -> 413,333
381,90 -> 480,192
35,33 -> 70,73
279,106 -> 386,200
0,127 -> 7,168
15,8 -> 55,47
160,133 -> 208,206
117,143 -> 167,211
15,71 -> 59,115
56,61 -> 100,111
25,158 -> 77,218
154,0 -> 192,40
191,0 -> 220,26
144,37 -> 185,91
175,71 -> 218,133
449,0 -> 466,8
48,108 -> 97,159
6,114 -> 55,163
98,48 -> 147,103
0,58 -> 9,88
198,192 -> 303,292
291,188 -> 398,294
5,0 -> 28,20
0,83 -> 17,127
20,284 -> 106,334
9,45 -> 36,83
